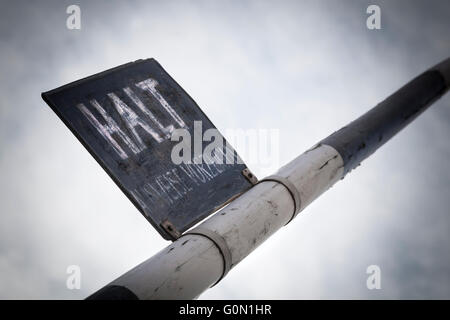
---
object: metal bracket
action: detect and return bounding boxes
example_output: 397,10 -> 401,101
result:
242,168 -> 258,185
185,227 -> 232,287
259,175 -> 301,224
161,219 -> 181,241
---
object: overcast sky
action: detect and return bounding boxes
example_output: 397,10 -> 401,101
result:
0,0 -> 449,299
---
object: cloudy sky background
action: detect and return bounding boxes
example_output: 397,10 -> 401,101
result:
0,0 -> 449,299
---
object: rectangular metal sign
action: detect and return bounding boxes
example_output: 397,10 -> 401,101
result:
42,59 -> 253,240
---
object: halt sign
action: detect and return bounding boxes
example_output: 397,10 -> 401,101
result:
42,59 -> 254,240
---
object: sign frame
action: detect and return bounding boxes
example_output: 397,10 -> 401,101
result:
42,59 -> 254,240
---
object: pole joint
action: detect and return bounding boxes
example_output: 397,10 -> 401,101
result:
259,175 -> 301,224
184,227 -> 232,287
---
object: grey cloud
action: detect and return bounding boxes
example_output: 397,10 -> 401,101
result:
0,0 -> 449,299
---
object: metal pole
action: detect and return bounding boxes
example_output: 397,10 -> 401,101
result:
87,57 -> 450,300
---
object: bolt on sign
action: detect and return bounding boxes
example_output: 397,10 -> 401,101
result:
42,59 -> 254,240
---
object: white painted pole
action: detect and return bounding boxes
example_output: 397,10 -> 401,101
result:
87,58 -> 450,300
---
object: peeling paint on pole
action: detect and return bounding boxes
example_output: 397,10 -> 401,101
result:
87,144 -> 345,299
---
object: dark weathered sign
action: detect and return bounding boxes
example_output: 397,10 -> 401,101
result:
42,59 -> 254,240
